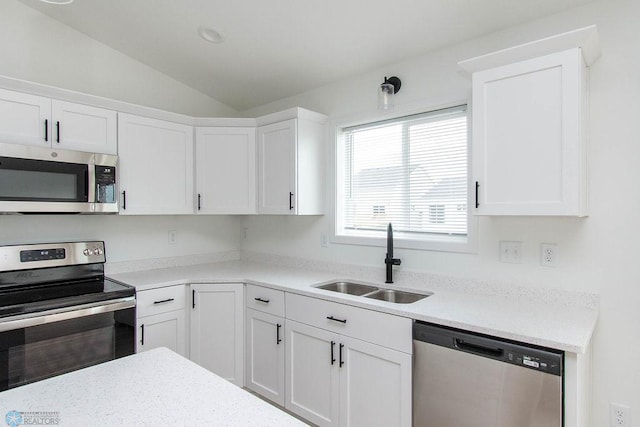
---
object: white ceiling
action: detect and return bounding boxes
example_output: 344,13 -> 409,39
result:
19,0 -> 596,111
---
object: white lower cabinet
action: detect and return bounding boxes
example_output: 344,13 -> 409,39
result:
135,285 -> 188,357
285,293 -> 412,427
190,283 -> 244,387
286,320 -> 340,426
246,309 -> 285,405
137,310 -> 187,356
338,335 -> 412,427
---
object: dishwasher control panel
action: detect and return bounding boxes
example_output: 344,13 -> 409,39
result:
414,320 -> 563,377
506,351 -> 562,375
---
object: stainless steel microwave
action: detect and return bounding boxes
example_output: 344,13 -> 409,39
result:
0,142 -> 118,213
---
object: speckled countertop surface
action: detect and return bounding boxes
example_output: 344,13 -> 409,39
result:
0,348 -> 307,427
109,259 -> 598,354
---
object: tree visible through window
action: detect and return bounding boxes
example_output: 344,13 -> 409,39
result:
337,105 -> 468,242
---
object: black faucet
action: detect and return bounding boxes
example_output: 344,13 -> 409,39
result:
384,223 -> 401,283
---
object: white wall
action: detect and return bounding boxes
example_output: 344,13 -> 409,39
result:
0,1 -> 237,117
241,1 -> 640,424
0,215 -> 242,263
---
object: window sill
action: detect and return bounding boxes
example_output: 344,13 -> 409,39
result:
331,232 -> 477,253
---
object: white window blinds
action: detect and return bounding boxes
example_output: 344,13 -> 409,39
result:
338,105 -> 468,239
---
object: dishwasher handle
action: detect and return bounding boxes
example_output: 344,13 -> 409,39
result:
454,338 -> 504,358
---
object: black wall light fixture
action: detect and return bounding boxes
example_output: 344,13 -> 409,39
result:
379,76 -> 401,109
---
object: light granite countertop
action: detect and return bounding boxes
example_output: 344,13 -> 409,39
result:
108,258 -> 598,354
0,347 -> 307,427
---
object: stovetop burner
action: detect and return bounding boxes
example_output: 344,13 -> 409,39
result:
0,241 -> 135,320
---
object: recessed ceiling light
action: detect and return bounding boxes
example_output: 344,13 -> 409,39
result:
198,26 -> 225,44
38,0 -> 74,4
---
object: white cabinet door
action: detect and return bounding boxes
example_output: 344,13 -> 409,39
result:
51,100 -> 117,155
118,113 -> 194,215
285,320 -> 340,427
339,336 -> 412,427
472,47 -> 587,216
257,119 -> 297,215
195,127 -> 256,214
137,310 -> 187,357
245,308 -> 285,405
0,88 -> 50,147
190,283 -> 244,386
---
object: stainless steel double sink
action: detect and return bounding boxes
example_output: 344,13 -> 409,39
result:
315,281 -> 432,304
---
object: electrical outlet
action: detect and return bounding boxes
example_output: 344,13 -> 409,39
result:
168,230 -> 177,245
320,232 -> 328,248
499,241 -> 522,264
541,243 -> 557,267
610,402 -> 631,426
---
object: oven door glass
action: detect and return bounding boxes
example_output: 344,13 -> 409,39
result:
0,307 -> 134,390
0,157 -> 88,202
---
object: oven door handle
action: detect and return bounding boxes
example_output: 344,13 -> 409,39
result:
0,297 -> 136,333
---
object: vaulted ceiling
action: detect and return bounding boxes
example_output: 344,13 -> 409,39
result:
19,0 -> 598,111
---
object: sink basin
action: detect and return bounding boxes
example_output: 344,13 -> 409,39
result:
315,282 -> 379,296
364,289 -> 431,304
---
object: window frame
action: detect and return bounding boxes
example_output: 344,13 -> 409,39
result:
330,101 -> 478,253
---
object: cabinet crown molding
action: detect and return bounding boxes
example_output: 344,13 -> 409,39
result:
458,25 -> 601,75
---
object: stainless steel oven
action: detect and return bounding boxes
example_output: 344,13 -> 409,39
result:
0,241 -> 135,391
0,142 -> 118,213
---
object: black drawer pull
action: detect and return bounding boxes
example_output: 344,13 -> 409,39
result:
339,343 -> 344,367
326,315 -> 347,324
330,340 -> 336,365
56,121 -> 60,143
44,119 -> 48,142
289,192 -> 294,210
254,297 -> 270,304
122,190 -> 127,210
475,181 -> 479,208
140,324 -> 145,346
153,298 -> 175,305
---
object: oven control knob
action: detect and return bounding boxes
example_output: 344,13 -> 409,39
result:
83,249 -> 93,256
94,248 -> 103,256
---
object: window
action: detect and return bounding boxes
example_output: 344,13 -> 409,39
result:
336,105 -> 472,250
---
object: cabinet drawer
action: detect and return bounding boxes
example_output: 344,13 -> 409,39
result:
137,285 -> 186,318
285,293 -> 411,353
246,284 -> 285,317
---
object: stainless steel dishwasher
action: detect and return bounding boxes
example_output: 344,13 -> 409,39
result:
413,321 -> 563,427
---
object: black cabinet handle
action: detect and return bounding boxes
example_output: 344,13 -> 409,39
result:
153,298 -> 175,305
289,192 -> 294,210
56,121 -> 60,143
122,190 -> 127,210
254,297 -> 270,304
192,290 -> 196,309
339,343 -> 344,367
327,315 -> 347,324
44,119 -> 48,142
475,181 -> 479,208
197,193 -> 201,211
140,324 -> 145,346
330,340 -> 336,365
276,323 -> 282,345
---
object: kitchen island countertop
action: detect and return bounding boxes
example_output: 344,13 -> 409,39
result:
0,347 -> 307,427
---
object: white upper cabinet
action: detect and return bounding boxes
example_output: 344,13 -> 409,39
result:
195,127 -> 256,214
0,89 -> 50,147
51,100 -> 117,155
0,88 -> 116,154
257,108 -> 327,215
118,113 -> 194,215
461,27 -> 600,217
471,48 -> 588,216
